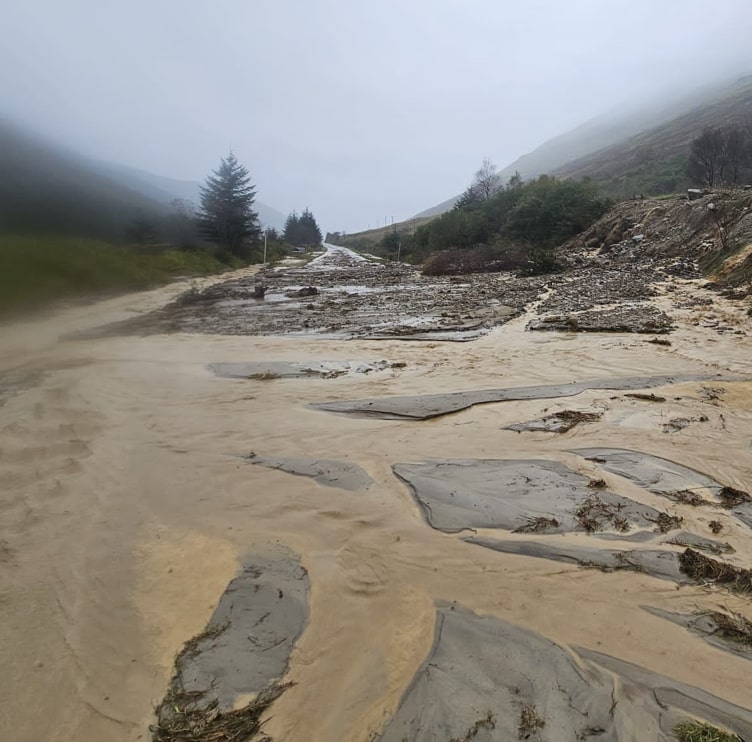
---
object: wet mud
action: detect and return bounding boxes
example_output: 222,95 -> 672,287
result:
378,603 -> 752,741
153,546 -> 308,739
246,455 -> 374,491
570,448 -> 752,528
393,458 -> 664,534
3,243 -> 752,742
643,606 -> 752,660
312,373 -> 731,420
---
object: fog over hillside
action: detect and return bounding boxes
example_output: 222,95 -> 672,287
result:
3,1 -> 751,231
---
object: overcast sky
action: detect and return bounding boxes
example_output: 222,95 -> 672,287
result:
3,1 -> 752,232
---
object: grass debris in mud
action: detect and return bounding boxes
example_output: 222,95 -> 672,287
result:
624,392 -> 667,402
513,516 -> 560,533
673,720 -> 741,741
248,371 -> 281,381
646,511 -> 684,533
518,705 -> 545,737
705,609 -> 752,647
575,495 -> 630,533
548,410 -> 602,432
669,490 -> 710,507
151,681 -> 291,742
718,486 -> 752,508
152,620 -> 292,742
679,548 -> 752,593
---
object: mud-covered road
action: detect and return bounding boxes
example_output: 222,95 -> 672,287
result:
2,248 -> 752,741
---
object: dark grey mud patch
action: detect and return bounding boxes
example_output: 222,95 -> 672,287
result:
465,537 -> 687,583
210,359 -> 402,380
504,409 -> 602,433
151,546 -> 308,742
570,448 -> 752,529
392,459 -> 664,534
245,454 -> 374,491
312,374 -> 730,421
643,606 -> 752,660
664,531 -> 735,556
376,603 -> 752,741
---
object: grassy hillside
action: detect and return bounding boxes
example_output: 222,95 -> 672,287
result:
413,75 -> 752,218
0,234 -> 236,316
326,216 -> 436,252
554,77 -> 752,198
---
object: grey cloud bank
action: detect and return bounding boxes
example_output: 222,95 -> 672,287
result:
3,0 -> 751,232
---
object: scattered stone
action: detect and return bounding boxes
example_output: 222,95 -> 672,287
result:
529,305 -> 673,334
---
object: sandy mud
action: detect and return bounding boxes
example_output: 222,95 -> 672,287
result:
1,244 -> 752,741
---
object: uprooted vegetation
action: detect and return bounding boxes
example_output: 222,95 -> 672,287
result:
151,681 -> 290,742
151,619 -> 294,742
673,719 -> 741,741
702,609 -> 752,648
575,494 -> 630,533
678,548 -> 752,593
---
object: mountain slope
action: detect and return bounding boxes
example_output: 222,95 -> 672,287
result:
93,162 -> 287,230
0,119 -> 166,241
553,76 -> 752,197
414,75 -> 752,218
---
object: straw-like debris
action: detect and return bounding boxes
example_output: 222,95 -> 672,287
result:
151,678 -> 291,742
673,719 -> 741,741
705,610 -> 752,648
718,486 -> 751,508
547,410 -> 601,431
513,516 -> 560,534
668,490 -> 709,507
575,495 -> 630,533
678,548 -> 752,593
249,370 -> 281,381
588,478 -> 607,489
625,392 -> 666,402
646,511 -> 684,533
518,705 -> 545,738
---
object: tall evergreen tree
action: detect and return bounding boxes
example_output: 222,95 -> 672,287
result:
197,152 -> 260,256
283,208 -> 322,246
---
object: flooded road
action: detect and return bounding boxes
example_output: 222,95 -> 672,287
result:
2,246 -> 752,740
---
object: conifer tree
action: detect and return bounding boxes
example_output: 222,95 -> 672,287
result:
197,152 -> 260,256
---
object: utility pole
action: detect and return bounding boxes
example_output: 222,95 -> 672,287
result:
263,232 -> 267,266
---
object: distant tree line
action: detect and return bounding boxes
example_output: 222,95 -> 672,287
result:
283,208 -> 322,247
687,125 -> 752,187
125,153 -> 322,263
378,160 -> 611,275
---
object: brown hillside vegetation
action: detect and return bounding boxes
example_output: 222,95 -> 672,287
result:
559,188 -> 752,291
554,78 -> 752,197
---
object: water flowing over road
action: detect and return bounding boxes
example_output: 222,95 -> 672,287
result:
2,248 -> 752,741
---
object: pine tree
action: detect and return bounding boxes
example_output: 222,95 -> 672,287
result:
197,152 -> 260,257
283,208 -> 322,247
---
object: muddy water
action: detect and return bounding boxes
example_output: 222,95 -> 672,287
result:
1,255 -> 752,741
